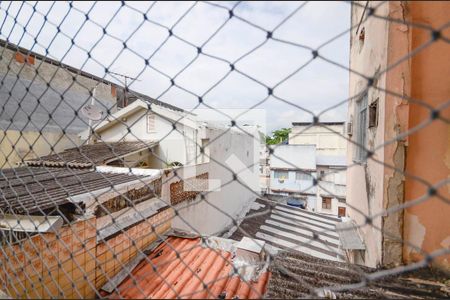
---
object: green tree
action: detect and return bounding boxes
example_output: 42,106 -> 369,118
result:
266,128 -> 291,145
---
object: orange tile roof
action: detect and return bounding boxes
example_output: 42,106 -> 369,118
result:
105,237 -> 270,299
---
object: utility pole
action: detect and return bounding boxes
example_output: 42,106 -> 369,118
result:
108,71 -> 141,107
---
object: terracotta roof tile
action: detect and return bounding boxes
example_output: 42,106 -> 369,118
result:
105,237 -> 270,299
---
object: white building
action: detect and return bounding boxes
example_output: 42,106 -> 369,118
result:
289,122 -> 346,156
80,100 -> 260,235
81,99 -> 199,168
265,122 -> 348,217
316,155 -> 347,217
259,132 -> 270,194
268,145 -> 317,210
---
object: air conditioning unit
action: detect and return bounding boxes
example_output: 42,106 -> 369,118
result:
346,121 -> 353,136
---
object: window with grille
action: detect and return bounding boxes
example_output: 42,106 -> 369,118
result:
354,94 -> 368,162
322,197 -> 332,210
296,172 -> 312,181
147,113 -> 155,133
274,170 -> 288,179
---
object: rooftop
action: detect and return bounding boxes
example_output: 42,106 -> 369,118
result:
266,250 -> 450,299
229,198 -> 343,261
0,166 -> 148,214
100,234 -> 450,299
292,121 -> 345,126
23,141 -> 157,168
102,236 -> 270,299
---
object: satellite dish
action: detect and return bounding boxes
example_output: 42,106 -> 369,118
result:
81,104 -> 104,121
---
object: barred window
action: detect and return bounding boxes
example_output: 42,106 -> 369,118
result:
354,94 -> 368,162
296,172 -> 312,181
322,197 -> 332,210
147,113 -> 156,133
274,170 -> 288,179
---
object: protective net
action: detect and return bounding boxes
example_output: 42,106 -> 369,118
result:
0,1 -> 449,299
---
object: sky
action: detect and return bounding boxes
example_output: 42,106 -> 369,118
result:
0,1 -> 350,134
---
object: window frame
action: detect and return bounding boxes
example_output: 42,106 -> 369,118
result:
353,94 -> 368,163
274,170 -> 288,180
322,197 -> 332,210
295,171 -> 312,181
147,113 -> 156,133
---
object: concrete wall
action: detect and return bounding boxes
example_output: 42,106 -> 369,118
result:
289,124 -> 347,155
0,130 -> 82,169
269,169 -> 317,196
165,126 -> 259,236
0,44 -> 117,168
347,1 -> 450,270
0,44 -> 117,111
346,1 -> 390,268
403,1 -> 450,270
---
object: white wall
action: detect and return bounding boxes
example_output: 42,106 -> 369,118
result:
316,166 -> 347,216
167,126 -> 260,235
289,124 -> 346,156
97,108 -> 197,167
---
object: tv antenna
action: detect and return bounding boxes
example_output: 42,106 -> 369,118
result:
108,71 -> 141,107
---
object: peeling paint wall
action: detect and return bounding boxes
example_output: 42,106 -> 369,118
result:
347,1 -> 390,268
348,1 -> 450,270
403,1 -> 450,270
381,1 -> 412,267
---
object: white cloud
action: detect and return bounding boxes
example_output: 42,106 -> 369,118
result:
0,1 -> 350,133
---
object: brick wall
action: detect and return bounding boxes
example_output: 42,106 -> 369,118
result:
0,208 -> 174,298
169,173 -> 209,205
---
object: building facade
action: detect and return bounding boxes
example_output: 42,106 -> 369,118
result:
268,145 -> 317,210
289,122 -> 347,156
316,155 -> 347,217
286,123 -> 348,217
346,1 -> 450,270
0,39 -> 181,169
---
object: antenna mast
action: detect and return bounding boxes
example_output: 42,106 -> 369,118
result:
108,71 -> 141,107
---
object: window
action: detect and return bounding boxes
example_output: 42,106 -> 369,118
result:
296,172 -> 312,181
147,113 -> 155,132
322,197 -> 332,210
338,207 -> 346,217
369,98 -> 378,128
338,198 -> 346,203
354,94 -> 368,162
274,170 -> 288,180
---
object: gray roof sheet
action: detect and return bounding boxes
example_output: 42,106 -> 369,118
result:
0,166 -> 147,214
266,251 -> 450,299
24,141 -> 157,168
230,198 -> 343,261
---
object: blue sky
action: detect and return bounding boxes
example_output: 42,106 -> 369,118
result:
0,1 -> 350,134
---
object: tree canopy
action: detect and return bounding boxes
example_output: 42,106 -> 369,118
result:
265,128 -> 291,145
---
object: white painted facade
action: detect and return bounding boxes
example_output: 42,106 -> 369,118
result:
316,163 -> 347,217
269,145 -> 317,210
280,122 -> 348,217
289,122 -> 346,156
268,143 -> 348,217
163,125 -> 260,235
84,102 -> 261,236
80,100 -> 199,168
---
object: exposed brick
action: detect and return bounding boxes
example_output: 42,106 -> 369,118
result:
170,173 -> 208,205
